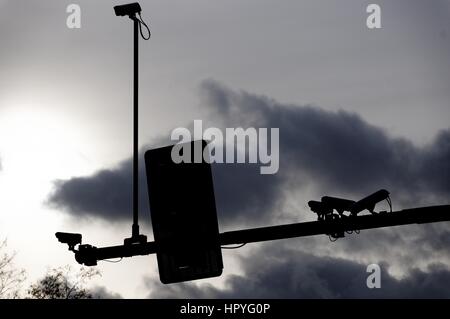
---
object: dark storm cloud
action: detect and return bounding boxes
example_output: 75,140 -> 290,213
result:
212,164 -> 284,225
47,148 -> 283,225
200,79 -> 450,203
147,245 -> 450,298
48,158 -> 144,222
48,80 -> 450,224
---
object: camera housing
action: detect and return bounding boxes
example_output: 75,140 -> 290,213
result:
321,196 -> 355,216
55,232 -> 82,250
308,200 -> 333,220
75,244 -> 98,266
350,189 -> 390,216
114,2 -> 142,17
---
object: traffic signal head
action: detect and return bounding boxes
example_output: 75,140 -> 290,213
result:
144,140 -> 223,284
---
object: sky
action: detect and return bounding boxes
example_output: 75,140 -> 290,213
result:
0,0 -> 450,298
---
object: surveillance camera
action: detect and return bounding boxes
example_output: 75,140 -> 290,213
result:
75,244 -> 98,266
308,200 -> 333,219
321,196 -> 355,215
308,200 -> 325,213
55,232 -> 82,250
114,2 -> 142,17
350,189 -> 390,216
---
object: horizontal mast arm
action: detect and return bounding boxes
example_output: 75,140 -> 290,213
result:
74,205 -> 450,265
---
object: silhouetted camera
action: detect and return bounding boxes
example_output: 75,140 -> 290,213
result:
114,2 -> 141,17
75,244 -> 98,266
55,232 -> 82,250
350,189 -> 390,216
308,200 -> 333,220
321,196 -> 355,215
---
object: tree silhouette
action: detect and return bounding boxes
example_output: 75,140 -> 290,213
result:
28,266 -> 101,299
0,239 -> 26,298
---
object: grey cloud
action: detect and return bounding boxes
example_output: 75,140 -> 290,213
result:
147,245 -> 450,298
48,158 -> 147,222
200,79 -> 450,205
91,286 -> 122,299
45,77 -> 450,300
47,142 -> 283,226
212,163 -> 284,226
48,80 -> 450,226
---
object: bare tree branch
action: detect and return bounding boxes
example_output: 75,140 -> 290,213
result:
28,265 -> 101,299
0,239 -> 26,299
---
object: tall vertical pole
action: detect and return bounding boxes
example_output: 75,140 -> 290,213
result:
132,16 -> 139,239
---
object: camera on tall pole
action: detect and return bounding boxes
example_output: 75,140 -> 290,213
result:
113,2 -> 151,245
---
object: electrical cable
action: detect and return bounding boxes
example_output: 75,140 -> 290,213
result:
328,235 -> 338,242
137,12 -> 151,40
386,196 -> 393,213
102,258 -> 123,263
221,243 -> 247,249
